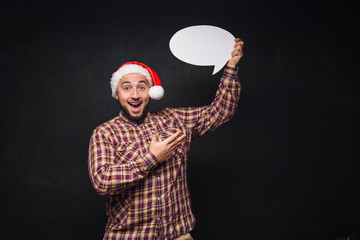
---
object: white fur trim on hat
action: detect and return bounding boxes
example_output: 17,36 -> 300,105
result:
110,64 -> 153,98
149,85 -> 164,100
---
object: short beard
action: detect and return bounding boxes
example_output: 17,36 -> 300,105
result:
120,102 -> 149,124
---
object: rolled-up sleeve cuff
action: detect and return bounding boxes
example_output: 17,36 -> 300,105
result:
223,66 -> 239,84
224,66 -> 238,77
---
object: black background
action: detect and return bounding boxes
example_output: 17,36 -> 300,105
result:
1,0 -> 359,239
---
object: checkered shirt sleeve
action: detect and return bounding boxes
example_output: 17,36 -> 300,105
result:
173,66 -> 241,139
88,127 -> 159,196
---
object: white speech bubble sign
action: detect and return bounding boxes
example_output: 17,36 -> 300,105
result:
169,25 -> 235,75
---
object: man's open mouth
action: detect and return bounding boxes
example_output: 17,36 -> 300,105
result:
129,102 -> 142,110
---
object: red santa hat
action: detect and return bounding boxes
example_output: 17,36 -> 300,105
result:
110,61 -> 164,100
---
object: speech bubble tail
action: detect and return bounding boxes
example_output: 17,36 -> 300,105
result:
212,64 -> 225,75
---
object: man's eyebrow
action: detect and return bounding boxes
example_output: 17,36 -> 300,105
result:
121,80 -> 147,86
121,81 -> 131,86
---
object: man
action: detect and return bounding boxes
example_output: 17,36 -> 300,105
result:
88,38 -> 244,240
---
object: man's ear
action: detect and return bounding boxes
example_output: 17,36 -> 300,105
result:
115,94 -> 119,100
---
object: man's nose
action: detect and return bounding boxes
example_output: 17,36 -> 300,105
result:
131,89 -> 140,98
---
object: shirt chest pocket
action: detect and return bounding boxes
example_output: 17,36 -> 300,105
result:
115,141 -> 141,164
157,128 -> 180,141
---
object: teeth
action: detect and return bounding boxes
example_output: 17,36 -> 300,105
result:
130,103 -> 141,107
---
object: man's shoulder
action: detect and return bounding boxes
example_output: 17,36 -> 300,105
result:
150,107 -> 194,125
93,116 -> 120,134
151,107 -> 179,119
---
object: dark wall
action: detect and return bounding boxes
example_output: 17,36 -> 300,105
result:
1,0 -> 359,239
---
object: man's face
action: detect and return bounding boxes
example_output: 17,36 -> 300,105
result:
116,73 -> 150,122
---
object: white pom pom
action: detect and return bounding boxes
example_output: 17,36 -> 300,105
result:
149,86 -> 164,100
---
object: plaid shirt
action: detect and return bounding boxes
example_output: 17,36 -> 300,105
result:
88,66 -> 240,240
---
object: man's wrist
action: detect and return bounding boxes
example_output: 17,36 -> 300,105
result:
227,63 -> 237,68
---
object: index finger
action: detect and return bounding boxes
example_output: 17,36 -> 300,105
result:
163,130 -> 183,143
